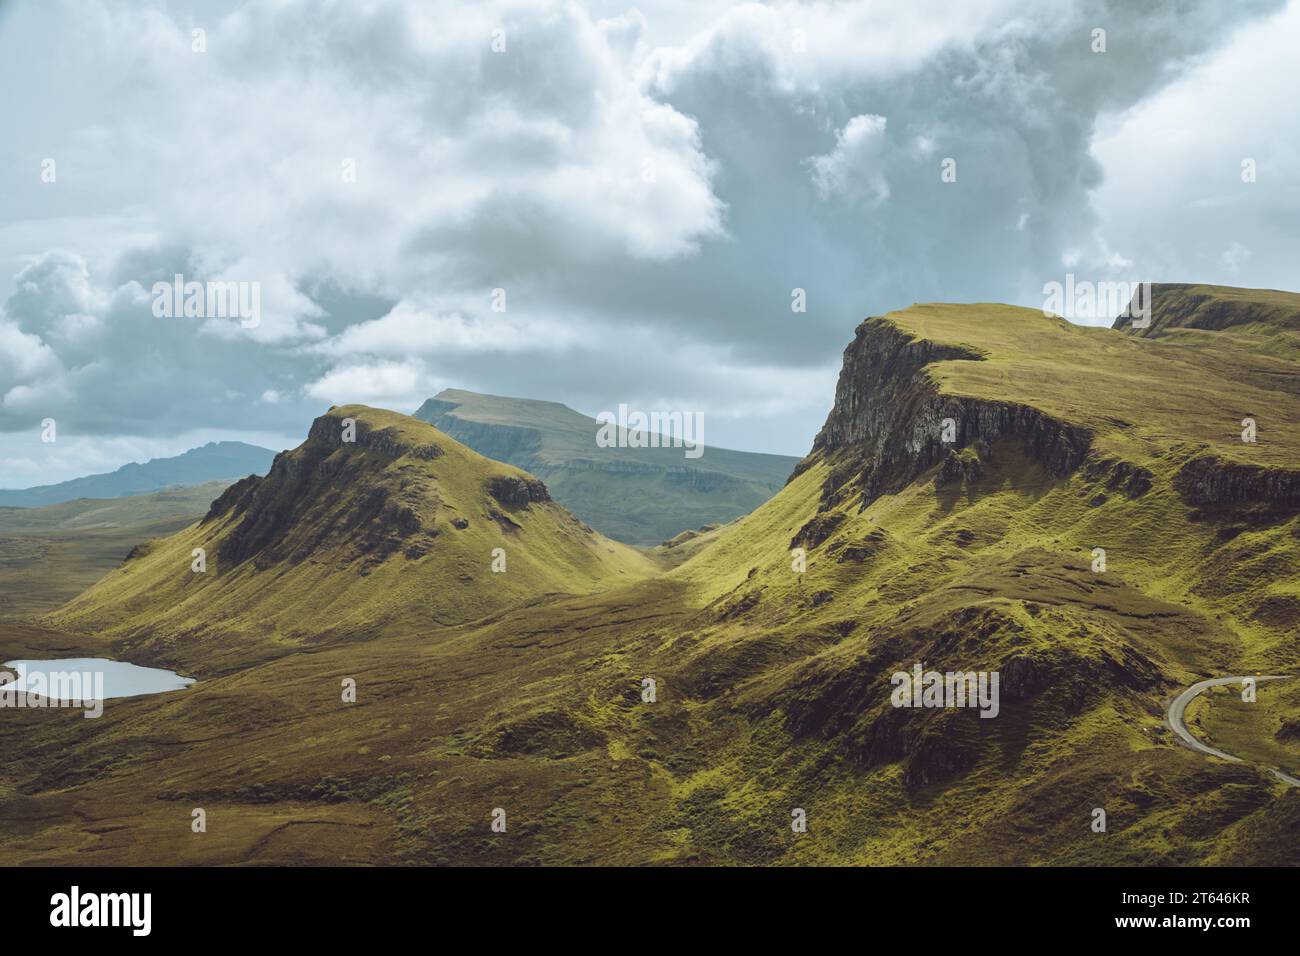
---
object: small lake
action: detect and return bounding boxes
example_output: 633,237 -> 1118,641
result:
1,658 -> 194,701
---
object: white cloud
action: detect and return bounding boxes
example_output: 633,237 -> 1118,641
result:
305,359 -> 430,408
0,319 -> 61,384
313,300 -> 584,360
809,114 -> 891,207
1090,0 -> 1300,288
642,0 -> 1030,97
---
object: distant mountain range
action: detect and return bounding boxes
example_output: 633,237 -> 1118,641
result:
413,389 -> 800,545
0,441 -> 276,508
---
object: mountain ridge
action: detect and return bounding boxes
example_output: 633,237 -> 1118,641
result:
0,440 -> 276,508
413,388 -> 799,545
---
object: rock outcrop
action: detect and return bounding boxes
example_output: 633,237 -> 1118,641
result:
1113,282 -> 1300,336
1174,455 -> 1300,511
204,413 -> 436,567
486,475 -> 551,508
796,317 -> 1091,509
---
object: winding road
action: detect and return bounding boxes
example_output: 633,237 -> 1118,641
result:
1167,675 -> 1300,787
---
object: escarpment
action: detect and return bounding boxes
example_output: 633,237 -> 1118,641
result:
205,412 -> 439,567
1107,285 -> 1300,511
411,388 -> 799,545
797,316 -> 1092,510
1175,455 -> 1300,512
412,400 -> 544,465
1113,282 -> 1300,337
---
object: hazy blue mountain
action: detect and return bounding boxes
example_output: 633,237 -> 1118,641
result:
413,388 -> 800,545
0,441 -> 276,508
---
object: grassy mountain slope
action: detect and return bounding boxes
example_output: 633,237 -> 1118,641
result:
0,483 -> 228,619
48,406 -> 657,671
1185,678 -> 1300,781
0,441 -> 275,508
648,298 -> 1299,861
413,389 -> 799,545
1114,282 -> 1300,357
4,292 -> 1298,866
895,300 -> 1300,468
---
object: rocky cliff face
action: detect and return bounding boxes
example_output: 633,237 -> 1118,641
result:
205,412 -> 439,567
798,317 -> 1092,509
486,475 -> 551,508
1174,455 -> 1300,511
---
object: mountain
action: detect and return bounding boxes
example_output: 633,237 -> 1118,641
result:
652,296 -> 1300,862
0,441 -> 276,508
412,389 -> 799,545
7,289 -> 1299,866
0,482 -> 228,619
49,406 -> 658,670
1113,282 -> 1300,344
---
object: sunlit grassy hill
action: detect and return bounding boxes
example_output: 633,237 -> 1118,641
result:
1114,282 -> 1300,355
49,406 -> 656,670
646,294 -> 1299,861
889,300 -> 1299,468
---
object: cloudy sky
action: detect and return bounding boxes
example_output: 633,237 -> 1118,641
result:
2,0 -> 1298,485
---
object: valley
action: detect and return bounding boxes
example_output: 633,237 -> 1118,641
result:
2,285 -> 1298,866
0,484 -> 231,619
414,389 -> 800,546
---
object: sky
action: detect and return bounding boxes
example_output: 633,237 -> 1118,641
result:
2,0 -> 1298,485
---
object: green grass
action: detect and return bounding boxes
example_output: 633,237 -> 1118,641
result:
414,389 -> 800,545
1186,680 -> 1300,777
4,291 -> 1299,866
896,301 -> 1300,467
47,406 -> 658,672
0,483 -> 228,619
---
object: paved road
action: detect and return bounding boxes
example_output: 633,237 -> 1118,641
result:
1167,675 -> 1299,787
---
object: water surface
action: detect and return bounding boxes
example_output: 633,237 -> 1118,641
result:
1,658 -> 194,700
